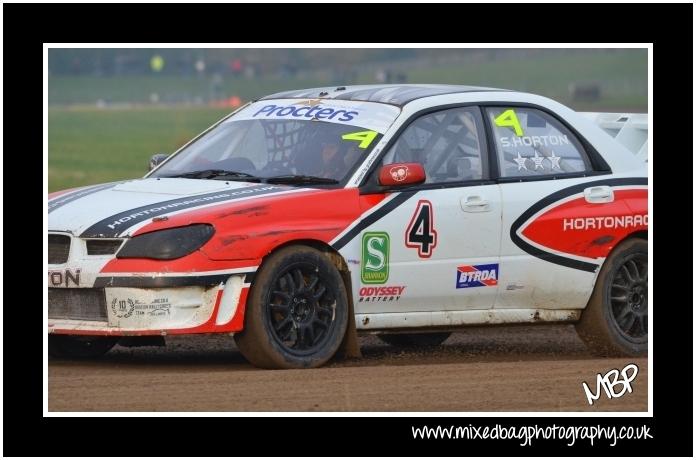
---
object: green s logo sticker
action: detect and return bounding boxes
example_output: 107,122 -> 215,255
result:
361,232 -> 390,284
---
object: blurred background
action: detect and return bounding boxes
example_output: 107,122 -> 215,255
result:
48,48 -> 648,192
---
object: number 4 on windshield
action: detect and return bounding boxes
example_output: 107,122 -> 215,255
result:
342,130 -> 378,149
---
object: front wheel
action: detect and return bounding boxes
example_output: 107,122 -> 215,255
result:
48,335 -> 119,359
235,245 -> 349,369
576,238 -> 648,356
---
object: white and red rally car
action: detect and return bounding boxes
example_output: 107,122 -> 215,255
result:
48,84 -> 648,368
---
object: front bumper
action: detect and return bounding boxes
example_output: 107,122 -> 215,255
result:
48,275 -> 249,336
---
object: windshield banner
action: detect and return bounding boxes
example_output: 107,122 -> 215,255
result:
228,99 -> 401,134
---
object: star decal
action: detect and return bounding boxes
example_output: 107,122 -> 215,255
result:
548,151 -> 561,170
514,152 -> 528,171
532,152 -> 545,170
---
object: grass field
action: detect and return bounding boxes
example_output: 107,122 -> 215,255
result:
48,107 -> 229,192
404,51 -> 647,111
48,50 -> 647,110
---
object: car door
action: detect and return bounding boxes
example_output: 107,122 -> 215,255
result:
484,105 -> 616,311
355,106 -> 502,314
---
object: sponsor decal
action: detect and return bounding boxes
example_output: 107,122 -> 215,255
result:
253,103 -> 358,122
456,264 -> 499,289
361,232 -> 390,284
358,285 -> 405,302
562,214 -> 648,231
233,100 -> 399,136
510,177 -> 648,272
48,269 -> 81,287
111,298 -> 136,318
81,184 -> 287,238
389,165 -> 409,182
111,297 -> 172,319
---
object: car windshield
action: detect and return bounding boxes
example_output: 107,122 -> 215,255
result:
151,98 -> 401,184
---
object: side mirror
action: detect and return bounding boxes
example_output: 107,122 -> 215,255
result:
149,153 -> 169,172
378,163 -> 426,186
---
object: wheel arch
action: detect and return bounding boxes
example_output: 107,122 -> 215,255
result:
586,230 -> 648,309
251,238 -> 361,358
260,238 -> 350,274
602,229 -> 648,265
625,229 -> 647,241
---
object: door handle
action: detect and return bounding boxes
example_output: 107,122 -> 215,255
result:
461,195 -> 490,212
584,186 -> 614,203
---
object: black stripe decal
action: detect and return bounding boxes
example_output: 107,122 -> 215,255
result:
48,182 -> 122,214
81,185 -> 289,238
510,177 -> 648,272
332,191 -> 416,250
93,272 -> 254,288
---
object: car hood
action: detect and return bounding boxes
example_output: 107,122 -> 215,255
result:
48,178 -> 307,237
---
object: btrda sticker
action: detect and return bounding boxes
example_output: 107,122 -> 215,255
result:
456,264 -> 499,289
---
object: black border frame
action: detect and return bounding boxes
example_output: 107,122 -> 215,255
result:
4,2 -> 692,457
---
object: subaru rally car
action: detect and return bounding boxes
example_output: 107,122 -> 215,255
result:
48,84 -> 648,368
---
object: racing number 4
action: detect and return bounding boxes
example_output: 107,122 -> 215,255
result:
405,200 -> 438,258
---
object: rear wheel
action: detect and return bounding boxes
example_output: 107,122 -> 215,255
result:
48,335 -> 118,359
235,245 -> 349,369
576,238 -> 648,356
378,332 -> 451,348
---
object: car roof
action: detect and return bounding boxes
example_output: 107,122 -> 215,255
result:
260,84 -> 509,107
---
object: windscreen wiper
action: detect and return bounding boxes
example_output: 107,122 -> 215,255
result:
264,175 -> 339,185
165,169 -> 262,181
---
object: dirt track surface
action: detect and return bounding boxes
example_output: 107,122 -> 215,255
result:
48,325 -> 648,412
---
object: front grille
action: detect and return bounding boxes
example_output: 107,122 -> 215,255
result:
49,288 -> 108,321
86,239 -> 123,255
48,234 -> 71,264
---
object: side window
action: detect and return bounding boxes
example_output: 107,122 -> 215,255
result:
486,107 -> 591,178
381,107 -> 487,184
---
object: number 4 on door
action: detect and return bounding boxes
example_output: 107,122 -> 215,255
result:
405,200 -> 438,258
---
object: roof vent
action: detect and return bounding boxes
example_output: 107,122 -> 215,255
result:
335,86 -> 346,91
318,91 -> 329,97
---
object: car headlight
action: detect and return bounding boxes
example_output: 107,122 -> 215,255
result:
117,224 -> 215,260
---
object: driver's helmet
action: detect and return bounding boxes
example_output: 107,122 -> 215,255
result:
293,135 -> 345,177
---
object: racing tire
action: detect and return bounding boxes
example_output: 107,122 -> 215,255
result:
575,238 -> 648,357
378,332 -> 451,348
48,335 -> 119,359
235,245 -> 349,369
